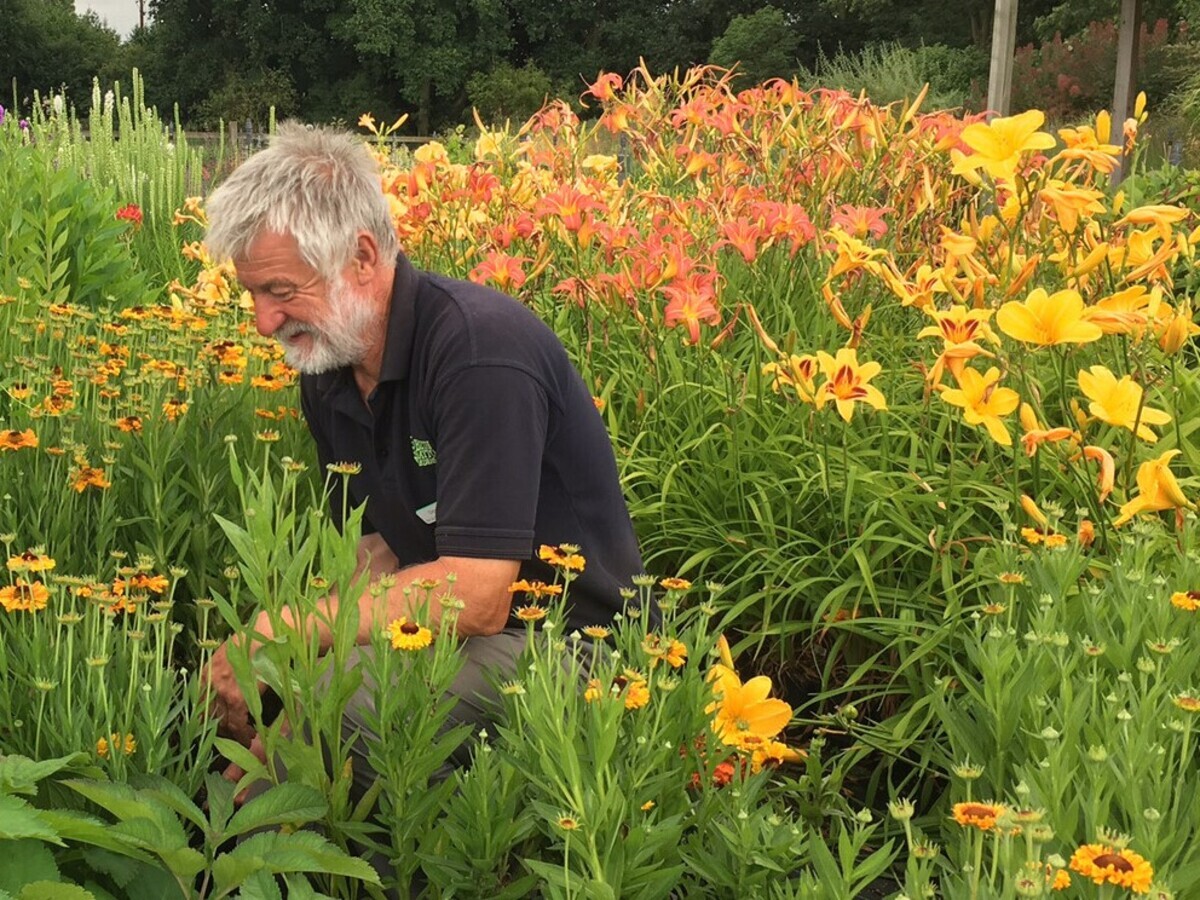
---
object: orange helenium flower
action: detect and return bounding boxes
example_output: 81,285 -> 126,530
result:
0,579 -> 50,613
952,801 -> 1006,830
1069,844 -> 1153,892
0,429 -> 38,451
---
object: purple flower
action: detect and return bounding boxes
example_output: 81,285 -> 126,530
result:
0,105 -> 5,125
19,119 -> 29,131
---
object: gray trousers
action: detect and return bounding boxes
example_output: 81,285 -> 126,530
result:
336,628 -> 530,797
242,629 -> 533,895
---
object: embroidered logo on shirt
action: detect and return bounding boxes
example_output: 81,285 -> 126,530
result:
410,437 -> 437,467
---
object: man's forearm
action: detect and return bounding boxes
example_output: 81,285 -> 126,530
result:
251,552 -> 519,652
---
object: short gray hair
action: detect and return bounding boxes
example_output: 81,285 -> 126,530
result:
204,122 -> 399,278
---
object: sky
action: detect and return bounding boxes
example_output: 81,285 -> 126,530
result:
76,0 -> 143,38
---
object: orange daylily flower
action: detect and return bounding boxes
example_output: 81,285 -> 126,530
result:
707,665 -> 793,748
663,271 -> 721,345
1081,445 -> 1115,503
469,251 -> 529,292
1039,183 -> 1106,233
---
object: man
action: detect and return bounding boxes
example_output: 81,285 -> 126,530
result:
201,123 -> 643,783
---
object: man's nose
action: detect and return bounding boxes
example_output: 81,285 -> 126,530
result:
253,298 -> 285,337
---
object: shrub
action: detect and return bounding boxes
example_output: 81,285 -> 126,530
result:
467,62 -> 558,127
802,41 -> 986,111
1010,18 -> 1183,123
709,6 -> 801,87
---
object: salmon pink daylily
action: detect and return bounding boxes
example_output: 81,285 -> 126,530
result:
663,271 -> 721,344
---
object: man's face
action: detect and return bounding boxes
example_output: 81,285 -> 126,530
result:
234,231 -> 379,374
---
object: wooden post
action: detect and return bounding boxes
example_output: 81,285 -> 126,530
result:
1110,0 -> 1142,185
986,0 -> 1019,118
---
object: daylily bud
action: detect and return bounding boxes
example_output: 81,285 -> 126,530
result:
1082,446 -> 1115,503
1019,402 -> 1041,433
1021,494 -> 1049,528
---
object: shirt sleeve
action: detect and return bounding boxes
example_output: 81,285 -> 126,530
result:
430,364 -> 549,558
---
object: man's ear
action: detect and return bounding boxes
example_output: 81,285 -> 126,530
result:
350,231 -> 381,284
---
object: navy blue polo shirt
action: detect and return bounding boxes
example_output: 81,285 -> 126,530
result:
298,254 -> 644,632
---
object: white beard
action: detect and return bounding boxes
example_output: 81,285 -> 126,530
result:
274,276 -> 378,374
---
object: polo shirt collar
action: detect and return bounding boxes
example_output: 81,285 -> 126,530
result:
377,252 -> 419,384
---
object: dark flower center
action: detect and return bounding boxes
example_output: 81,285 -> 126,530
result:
960,804 -> 995,819
400,622 -> 420,635
1092,853 -> 1133,872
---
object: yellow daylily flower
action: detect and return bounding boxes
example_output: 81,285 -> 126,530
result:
1117,204 -> 1191,241
996,288 -> 1104,347
1113,449 -> 1193,526
1077,365 -> 1171,443
917,305 -> 1000,347
1082,286 -> 1151,336
762,354 -> 818,403
1039,183 -> 1106,233
1055,121 -> 1123,173
707,665 -> 793,747
1021,494 -> 1050,528
1156,298 -> 1200,354
938,366 -> 1020,446
814,348 -> 887,422
952,109 -> 1057,184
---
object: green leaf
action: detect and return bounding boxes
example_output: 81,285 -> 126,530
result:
156,847 -> 206,882
36,811 -> 150,859
0,796 -> 62,844
231,832 -> 379,883
17,885 -> 95,900
60,781 -> 153,826
204,772 -> 236,838
234,871 -> 282,900
0,841 -> 60,892
128,775 -> 206,831
0,754 -> 87,797
225,784 -> 327,838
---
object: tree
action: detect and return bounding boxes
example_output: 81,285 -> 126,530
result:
709,7 -> 801,85
341,0 -> 512,134
467,62 -> 556,124
2,0 -> 124,111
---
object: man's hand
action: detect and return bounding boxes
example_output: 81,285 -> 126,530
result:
202,637 -> 263,745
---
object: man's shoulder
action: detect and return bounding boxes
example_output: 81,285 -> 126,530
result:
416,272 -> 565,366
